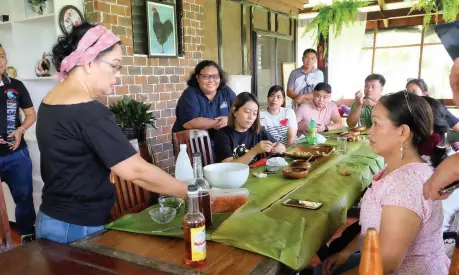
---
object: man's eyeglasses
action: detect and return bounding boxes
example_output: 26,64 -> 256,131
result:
99,60 -> 123,73
199,74 -> 220,81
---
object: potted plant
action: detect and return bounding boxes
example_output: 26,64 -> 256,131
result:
109,96 -> 157,140
410,0 -> 459,27
26,0 -> 48,15
109,96 -> 157,163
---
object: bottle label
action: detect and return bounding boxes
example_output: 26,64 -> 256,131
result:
191,226 -> 206,261
310,128 -> 317,138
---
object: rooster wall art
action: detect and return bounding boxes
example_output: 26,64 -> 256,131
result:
147,2 -> 177,56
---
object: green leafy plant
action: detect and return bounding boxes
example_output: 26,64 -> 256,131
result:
410,0 -> 459,27
306,0 -> 370,45
109,96 -> 157,132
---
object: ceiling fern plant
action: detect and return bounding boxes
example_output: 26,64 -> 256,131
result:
305,0 -> 370,47
410,0 -> 459,27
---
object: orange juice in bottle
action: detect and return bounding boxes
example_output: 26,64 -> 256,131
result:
184,185 -> 206,268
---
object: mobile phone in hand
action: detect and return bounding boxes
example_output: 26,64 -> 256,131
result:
282,199 -> 323,210
439,181 -> 459,196
435,21 -> 459,60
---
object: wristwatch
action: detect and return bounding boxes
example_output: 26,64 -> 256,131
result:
324,126 -> 329,132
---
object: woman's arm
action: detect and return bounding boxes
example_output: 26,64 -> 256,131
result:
287,128 -> 297,147
221,141 -> 273,164
183,117 -> 218,130
341,205 -> 421,275
111,154 -> 188,198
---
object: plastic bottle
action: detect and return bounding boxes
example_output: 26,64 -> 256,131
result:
308,117 -> 318,145
184,185 -> 206,268
174,144 -> 194,183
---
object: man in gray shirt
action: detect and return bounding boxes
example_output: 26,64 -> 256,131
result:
287,48 -> 324,108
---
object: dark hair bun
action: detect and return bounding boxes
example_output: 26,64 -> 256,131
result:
52,21 -> 96,71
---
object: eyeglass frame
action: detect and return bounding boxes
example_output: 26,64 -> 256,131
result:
98,59 -> 123,73
198,74 -> 221,81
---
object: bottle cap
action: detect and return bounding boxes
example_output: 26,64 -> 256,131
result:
180,144 -> 187,150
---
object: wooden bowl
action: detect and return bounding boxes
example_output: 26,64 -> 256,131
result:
351,126 -> 367,132
290,160 -> 312,170
283,168 -> 309,179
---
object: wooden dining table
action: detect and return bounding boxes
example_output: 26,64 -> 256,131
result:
71,229 -> 293,275
0,239 -> 170,275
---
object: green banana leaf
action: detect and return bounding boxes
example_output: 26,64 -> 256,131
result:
106,138 -> 383,271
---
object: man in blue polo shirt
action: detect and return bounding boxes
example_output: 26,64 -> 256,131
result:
172,60 -> 236,138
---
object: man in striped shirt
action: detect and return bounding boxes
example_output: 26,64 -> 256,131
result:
287,48 -> 324,109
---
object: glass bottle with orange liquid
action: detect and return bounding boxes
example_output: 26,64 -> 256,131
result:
184,185 -> 206,268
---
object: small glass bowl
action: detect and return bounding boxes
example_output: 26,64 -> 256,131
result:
158,196 -> 184,209
149,206 -> 177,224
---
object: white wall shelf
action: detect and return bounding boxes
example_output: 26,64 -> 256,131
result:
13,13 -> 55,23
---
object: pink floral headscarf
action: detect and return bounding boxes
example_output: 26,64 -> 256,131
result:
55,25 -> 120,82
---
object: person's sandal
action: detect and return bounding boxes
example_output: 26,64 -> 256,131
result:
20,234 -> 36,245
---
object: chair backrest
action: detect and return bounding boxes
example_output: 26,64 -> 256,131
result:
172,129 -> 214,166
110,173 -> 151,221
0,182 -> 13,252
110,138 -> 157,221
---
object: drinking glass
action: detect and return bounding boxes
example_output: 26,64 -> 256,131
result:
337,137 -> 347,154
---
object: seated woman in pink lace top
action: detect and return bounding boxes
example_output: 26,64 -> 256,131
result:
317,91 -> 450,275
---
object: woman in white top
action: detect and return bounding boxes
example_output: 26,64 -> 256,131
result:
260,85 -> 298,146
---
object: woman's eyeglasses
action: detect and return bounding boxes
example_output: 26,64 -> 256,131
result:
99,60 -> 123,73
199,74 -> 220,81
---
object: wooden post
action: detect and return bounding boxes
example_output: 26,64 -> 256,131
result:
359,228 -> 383,275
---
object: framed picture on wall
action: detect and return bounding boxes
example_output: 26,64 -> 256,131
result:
146,1 -> 178,57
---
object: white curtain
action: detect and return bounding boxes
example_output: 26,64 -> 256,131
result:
328,13 -> 367,100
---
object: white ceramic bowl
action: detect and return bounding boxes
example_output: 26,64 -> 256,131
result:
203,163 -> 250,189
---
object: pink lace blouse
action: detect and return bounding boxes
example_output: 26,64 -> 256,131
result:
360,163 -> 450,275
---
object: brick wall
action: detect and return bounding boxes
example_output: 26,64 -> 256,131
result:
84,0 -> 204,174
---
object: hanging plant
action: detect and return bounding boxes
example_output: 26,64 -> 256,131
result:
410,0 -> 459,27
305,0 -> 370,45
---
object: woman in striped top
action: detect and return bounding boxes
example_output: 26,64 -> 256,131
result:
260,85 -> 298,146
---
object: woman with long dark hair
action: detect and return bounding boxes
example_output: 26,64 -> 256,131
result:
260,85 -> 297,146
316,91 -> 450,274
35,22 -> 187,244
214,92 -> 285,164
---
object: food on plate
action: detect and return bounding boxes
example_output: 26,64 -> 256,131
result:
351,126 -> 367,132
339,131 -> 361,142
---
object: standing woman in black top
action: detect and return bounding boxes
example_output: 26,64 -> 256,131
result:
35,22 -> 187,244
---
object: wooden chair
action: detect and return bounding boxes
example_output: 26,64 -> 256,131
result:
0,182 -> 13,252
110,138 -> 158,221
172,129 -> 214,166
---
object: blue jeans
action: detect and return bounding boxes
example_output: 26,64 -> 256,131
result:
313,253 -> 361,275
35,211 -> 104,244
0,148 -> 35,235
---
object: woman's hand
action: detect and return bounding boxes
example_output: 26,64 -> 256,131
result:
322,251 -> 351,275
271,142 -> 286,154
423,154 -> 459,200
317,124 -> 326,132
254,141 -> 274,154
214,116 -> 228,130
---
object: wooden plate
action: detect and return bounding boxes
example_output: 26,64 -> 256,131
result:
285,145 -> 335,160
